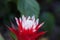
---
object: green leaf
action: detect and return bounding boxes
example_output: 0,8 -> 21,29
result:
0,34 -> 4,40
10,32 -> 17,40
39,12 -> 55,35
17,0 -> 40,18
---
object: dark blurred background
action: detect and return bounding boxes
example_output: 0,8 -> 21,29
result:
0,0 -> 60,40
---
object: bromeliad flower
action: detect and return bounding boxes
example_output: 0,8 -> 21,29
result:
8,15 -> 46,40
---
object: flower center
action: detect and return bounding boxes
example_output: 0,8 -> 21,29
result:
22,19 -> 34,29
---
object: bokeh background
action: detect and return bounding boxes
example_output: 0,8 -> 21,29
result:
0,0 -> 60,40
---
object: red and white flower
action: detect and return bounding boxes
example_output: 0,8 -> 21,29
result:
8,15 -> 45,40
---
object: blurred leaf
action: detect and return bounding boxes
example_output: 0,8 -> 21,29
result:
17,0 -> 40,18
0,34 -> 4,40
39,12 -> 55,35
10,32 -> 17,40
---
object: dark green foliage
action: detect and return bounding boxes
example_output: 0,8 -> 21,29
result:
39,12 -> 55,35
